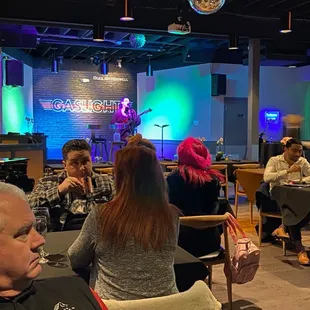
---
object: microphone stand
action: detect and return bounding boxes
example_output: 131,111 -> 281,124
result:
154,124 -> 169,160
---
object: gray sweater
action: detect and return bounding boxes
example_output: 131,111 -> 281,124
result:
68,205 -> 179,300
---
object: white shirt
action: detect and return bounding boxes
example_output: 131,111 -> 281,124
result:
263,154 -> 310,190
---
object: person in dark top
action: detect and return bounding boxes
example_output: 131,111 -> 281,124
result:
27,139 -> 115,231
167,137 -> 229,257
110,97 -> 141,141
0,182 -> 107,310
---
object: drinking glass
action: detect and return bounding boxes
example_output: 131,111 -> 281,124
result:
32,207 -> 50,257
35,216 -> 49,264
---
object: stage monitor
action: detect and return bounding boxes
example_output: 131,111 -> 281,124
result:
265,110 -> 280,124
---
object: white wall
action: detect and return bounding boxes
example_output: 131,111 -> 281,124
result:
138,63 -> 309,142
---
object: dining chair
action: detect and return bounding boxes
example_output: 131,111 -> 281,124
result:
211,164 -> 229,200
166,165 -> 177,171
179,212 -> 232,310
103,280 -> 222,310
233,164 -> 261,223
258,209 -> 287,256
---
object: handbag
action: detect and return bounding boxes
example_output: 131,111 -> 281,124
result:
224,214 -> 260,284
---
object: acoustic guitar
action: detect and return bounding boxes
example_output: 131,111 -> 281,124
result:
120,108 -> 152,136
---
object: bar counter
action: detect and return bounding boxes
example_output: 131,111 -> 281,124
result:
0,134 -> 47,184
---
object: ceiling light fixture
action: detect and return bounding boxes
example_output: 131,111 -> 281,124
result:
51,48 -> 58,73
116,59 -> 122,68
93,24 -> 105,42
146,53 -> 153,77
51,59 -> 58,73
99,62 -> 109,75
229,33 -> 239,50
280,11 -> 292,33
98,51 -> 109,75
120,0 -> 134,21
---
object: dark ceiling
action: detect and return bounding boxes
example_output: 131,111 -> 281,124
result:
1,0 -> 310,67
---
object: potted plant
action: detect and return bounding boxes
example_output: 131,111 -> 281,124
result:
216,137 -> 224,161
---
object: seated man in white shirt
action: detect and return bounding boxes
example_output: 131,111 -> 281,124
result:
264,138 -> 310,265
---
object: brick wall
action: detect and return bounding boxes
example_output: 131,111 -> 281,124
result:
33,66 -> 137,159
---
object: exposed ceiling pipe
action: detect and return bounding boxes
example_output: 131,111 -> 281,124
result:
39,37 -> 171,52
37,33 -> 184,47
71,46 -> 89,59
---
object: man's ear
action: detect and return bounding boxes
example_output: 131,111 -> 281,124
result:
62,160 -> 66,169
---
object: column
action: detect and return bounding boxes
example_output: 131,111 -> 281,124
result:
247,39 -> 260,160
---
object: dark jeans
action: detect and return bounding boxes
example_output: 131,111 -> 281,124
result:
287,212 -> 310,242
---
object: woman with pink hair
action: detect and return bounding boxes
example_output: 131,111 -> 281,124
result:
167,137 -> 232,257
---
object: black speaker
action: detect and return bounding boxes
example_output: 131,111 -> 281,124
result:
211,74 -> 226,96
5,60 -> 24,87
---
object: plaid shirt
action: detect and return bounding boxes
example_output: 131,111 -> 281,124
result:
27,171 -> 115,230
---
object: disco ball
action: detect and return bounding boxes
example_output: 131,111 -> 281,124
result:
129,34 -> 146,48
187,0 -> 226,15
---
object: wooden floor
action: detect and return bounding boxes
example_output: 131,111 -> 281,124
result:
214,186 -> 310,309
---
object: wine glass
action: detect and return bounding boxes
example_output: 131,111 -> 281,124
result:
35,216 -> 49,264
32,207 -> 50,257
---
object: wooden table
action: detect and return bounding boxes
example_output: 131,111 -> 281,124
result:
159,160 -> 178,172
46,162 -> 114,173
272,185 -> 310,226
39,230 -> 209,292
213,160 -> 259,182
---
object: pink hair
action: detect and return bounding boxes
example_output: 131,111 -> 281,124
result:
177,137 -> 224,185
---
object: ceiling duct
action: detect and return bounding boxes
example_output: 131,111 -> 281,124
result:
183,42 -> 243,64
265,42 -> 307,62
0,24 -> 37,48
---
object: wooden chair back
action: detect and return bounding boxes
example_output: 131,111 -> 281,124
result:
95,167 -> 114,175
180,212 -> 232,309
167,165 -> 177,171
180,212 -> 230,229
210,164 -> 228,200
233,164 -> 260,169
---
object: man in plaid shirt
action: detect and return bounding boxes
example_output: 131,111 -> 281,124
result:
27,139 -> 115,231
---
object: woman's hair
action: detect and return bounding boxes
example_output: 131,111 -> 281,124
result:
98,146 -> 178,251
127,133 -> 156,151
119,97 -> 130,109
177,137 -> 224,186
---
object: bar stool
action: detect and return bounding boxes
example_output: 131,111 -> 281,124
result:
87,124 -> 109,161
109,141 -> 125,162
94,136 -> 109,161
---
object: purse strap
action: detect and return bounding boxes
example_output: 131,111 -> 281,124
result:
226,214 -> 247,244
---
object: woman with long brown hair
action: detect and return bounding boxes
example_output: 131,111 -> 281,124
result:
126,133 -> 156,151
68,146 -> 179,300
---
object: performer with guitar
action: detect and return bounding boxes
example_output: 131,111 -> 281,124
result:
110,97 -> 151,141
